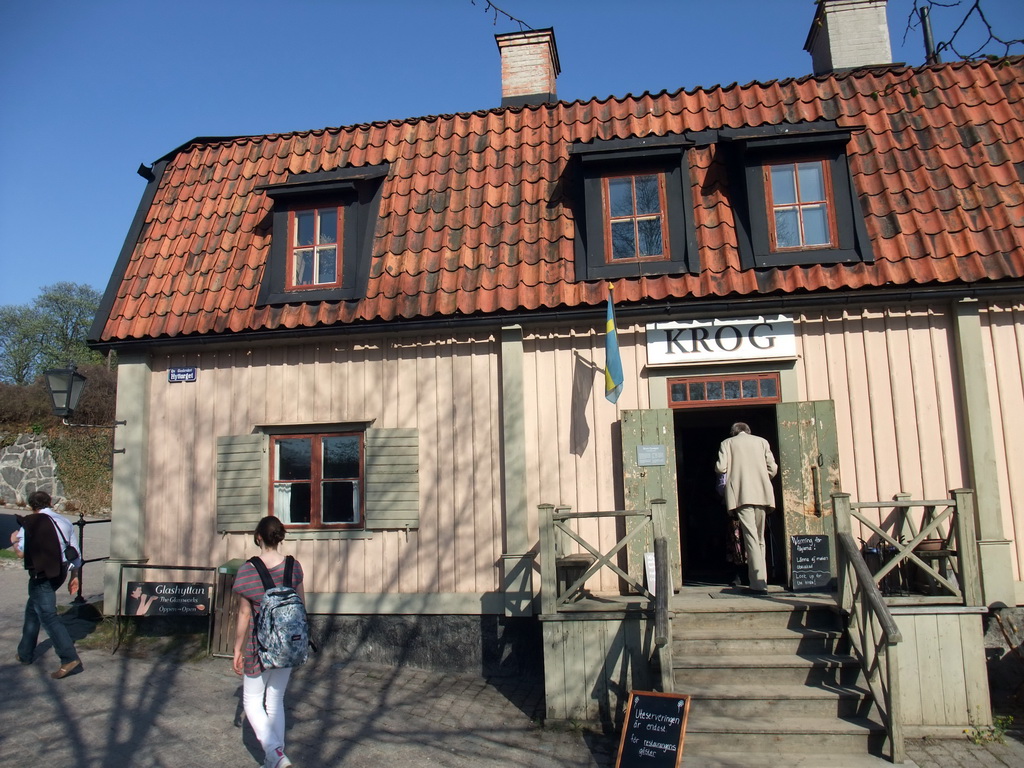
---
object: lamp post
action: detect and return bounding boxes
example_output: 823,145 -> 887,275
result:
42,363 -> 119,605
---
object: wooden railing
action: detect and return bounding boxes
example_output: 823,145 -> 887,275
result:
538,501 -> 674,691
833,516 -> 905,764
538,501 -> 666,611
835,489 -> 982,605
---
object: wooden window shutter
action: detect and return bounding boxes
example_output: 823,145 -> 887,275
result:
216,434 -> 267,533
364,428 -> 419,530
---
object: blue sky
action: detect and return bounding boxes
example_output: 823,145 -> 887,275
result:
1,0 -> 1021,309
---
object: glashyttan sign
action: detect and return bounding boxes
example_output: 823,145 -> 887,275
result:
646,315 -> 796,366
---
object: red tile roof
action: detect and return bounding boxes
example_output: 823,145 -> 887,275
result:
95,57 -> 1024,344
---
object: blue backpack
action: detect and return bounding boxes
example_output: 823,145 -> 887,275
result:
249,556 -> 309,669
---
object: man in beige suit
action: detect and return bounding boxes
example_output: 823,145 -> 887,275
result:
715,422 -> 778,594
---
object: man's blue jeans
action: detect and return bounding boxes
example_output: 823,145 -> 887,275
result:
18,576 -> 79,665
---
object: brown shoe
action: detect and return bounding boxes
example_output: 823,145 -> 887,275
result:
51,660 -> 81,679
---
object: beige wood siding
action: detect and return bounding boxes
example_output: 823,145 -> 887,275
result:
141,333 -> 501,598
794,302 -> 1023,584
521,324 -> 650,592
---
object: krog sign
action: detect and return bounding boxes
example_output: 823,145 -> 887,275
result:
646,315 -> 795,366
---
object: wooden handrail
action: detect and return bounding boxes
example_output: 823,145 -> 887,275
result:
834,492 -> 905,764
838,532 -> 902,642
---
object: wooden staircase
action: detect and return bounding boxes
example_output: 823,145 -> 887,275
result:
670,591 -> 898,766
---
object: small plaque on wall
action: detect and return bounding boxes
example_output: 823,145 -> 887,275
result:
637,445 -> 667,467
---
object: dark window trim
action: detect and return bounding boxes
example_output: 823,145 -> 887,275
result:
257,163 -> 389,306
571,134 -> 698,281
721,123 -> 873,269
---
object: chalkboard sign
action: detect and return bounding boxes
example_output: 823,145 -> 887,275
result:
790,535 -> 831,590
614,691 -> 690,768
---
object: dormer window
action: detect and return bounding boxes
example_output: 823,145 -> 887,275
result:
723,122 -> 873,269
288,206 -> 344,289
571,134 -> 698,281
605,173 -> 669,263
765,158 -> 835,251
257,163 -> 388,305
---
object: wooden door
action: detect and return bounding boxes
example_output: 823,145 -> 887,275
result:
776,400 -> 842,576
621,409 -> 682,589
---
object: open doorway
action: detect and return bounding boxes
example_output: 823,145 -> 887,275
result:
674,406 -> 783,586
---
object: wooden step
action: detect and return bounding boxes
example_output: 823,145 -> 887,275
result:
678,751 -> 900,767
673,626 -> 846,656
683,713 -> 887,754
673,652 -> 863,687
682,682 -> 876,718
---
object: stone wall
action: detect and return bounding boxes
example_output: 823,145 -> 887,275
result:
0,434 -> 64,509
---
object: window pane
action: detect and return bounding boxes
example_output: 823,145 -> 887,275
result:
323,436 -> 359,479
323,481 -> 359,524
742,379 -> 759,398
634,175 -> 661,215
318,209 -> 337,244
774,208 -> 800,248
295,211 -> 315,246
637,217 -> 664,257
797,162 -> 825,201
316,247 -> 337,284
670,383 -> 688,402
688,382 -> 706,401
707,381 -> 723,400
276,438 -> 311,480
275,482 -> 311,524
611,221 -> 636,260
770,165 -> 797,205
608,178 -> 634,217
294,249 -> 313,285
725,380 -> 741,399
760,377 -> 778,398
802,205 -> 830,245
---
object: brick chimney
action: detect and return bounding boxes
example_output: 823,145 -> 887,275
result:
495,28 -> 561,107
804,0 -> 892,74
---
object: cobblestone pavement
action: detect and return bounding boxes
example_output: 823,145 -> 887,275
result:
3,509 -> 1023,766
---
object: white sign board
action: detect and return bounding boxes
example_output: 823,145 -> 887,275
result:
646,314 -> 796,366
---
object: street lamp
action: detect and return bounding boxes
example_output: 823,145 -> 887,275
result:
43,364 -> 88,419
43,363 -> 125,429
42,363 -> 119,606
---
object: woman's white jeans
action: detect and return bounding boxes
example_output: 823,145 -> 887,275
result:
243,667 -> 292,758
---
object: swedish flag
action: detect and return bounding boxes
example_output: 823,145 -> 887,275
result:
604,283 -> 623,403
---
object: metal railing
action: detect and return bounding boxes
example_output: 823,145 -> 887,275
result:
69,512 -> 111,604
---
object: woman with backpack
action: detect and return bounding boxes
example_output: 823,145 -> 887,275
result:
233,516 -> 306,768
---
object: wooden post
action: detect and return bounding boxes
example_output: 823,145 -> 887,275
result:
654,535 -> 674,693
951,488 -> 983,607
887,640 -> 905,764
832,493 -> 852,612
538,504 -> 557,615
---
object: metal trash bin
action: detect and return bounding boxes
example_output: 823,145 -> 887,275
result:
212,558 -> 245,657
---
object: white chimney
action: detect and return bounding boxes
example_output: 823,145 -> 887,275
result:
495,28 -> 561,107
804,0 -> 893,74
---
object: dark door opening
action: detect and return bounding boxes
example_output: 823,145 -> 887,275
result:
674,406 -> 783,586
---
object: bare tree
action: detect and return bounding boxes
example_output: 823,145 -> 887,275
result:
906,0 -> 1024,62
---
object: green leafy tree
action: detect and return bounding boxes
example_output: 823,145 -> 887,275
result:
0,282 -> 104,385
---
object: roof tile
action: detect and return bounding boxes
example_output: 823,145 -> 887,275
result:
97,58 -> 1024,343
